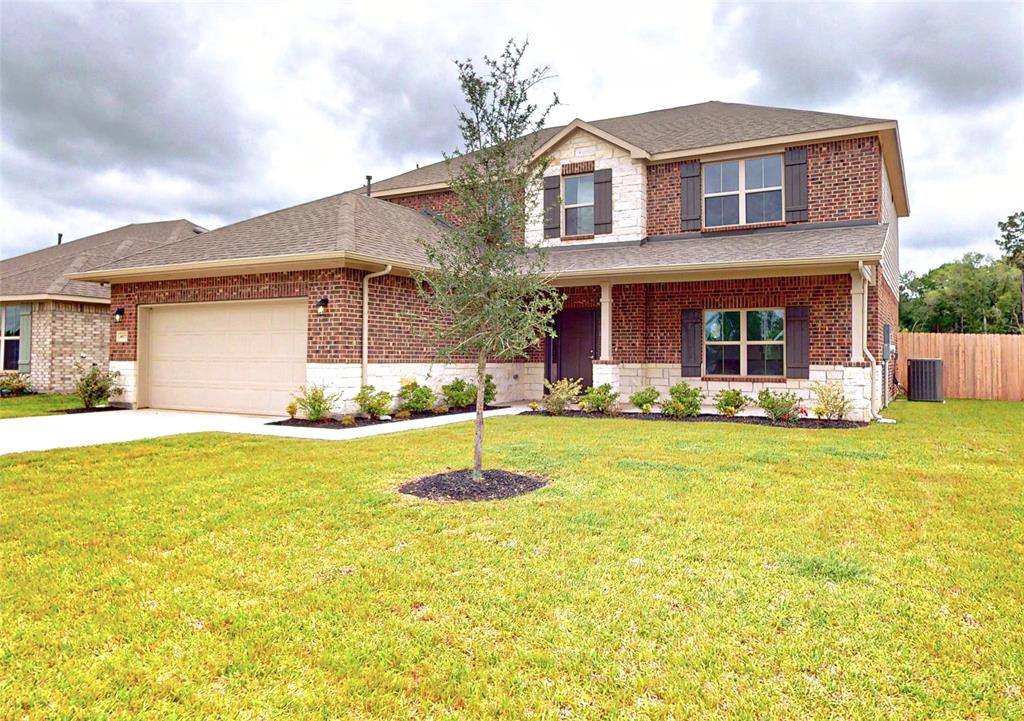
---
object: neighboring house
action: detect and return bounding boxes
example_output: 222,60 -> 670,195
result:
0,220 -> 205,392
67,101 -> 907,421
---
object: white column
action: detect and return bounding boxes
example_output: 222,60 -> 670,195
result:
599,282 -> 612,361
850,271 -> 865,362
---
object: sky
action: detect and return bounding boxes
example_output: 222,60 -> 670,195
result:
1,0 -> 1022,275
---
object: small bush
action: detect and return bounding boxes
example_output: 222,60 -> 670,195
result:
757,388 -> 803,422
285,400 -> 299,419
661,382 -> 703,418
0,373 -> 32,395
527,400 -> 540,412
394,409 -> 412,420
293,383 -> 341,421
442,378 -> 476,408
713,388 -> 751,417
397,381 -> 437,413
542,377 -> 582,416
354,385 -> 393,419
483,374 -> 497,405
431,404 -> 450,415
340,415 -> 356,427
73,362 -> 123,409
812,382 -> 853,420
579,383 -> 620,415
629,386 -> 660,414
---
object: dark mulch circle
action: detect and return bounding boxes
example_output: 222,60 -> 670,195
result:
64,406 -> 127,415
522,410 -> 866,429
399,469 -> 548,502
268,405 -> 506,429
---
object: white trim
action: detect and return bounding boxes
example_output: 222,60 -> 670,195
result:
532,119 -> 651,162
0,294 -> 109,305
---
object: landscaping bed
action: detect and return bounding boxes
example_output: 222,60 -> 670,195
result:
64,406 -> 127,415
267,404 -> 507,429
398,469 -> 547,501
522,409 -> 867,429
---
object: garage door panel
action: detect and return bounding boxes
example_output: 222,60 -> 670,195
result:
146,300 -> 307,415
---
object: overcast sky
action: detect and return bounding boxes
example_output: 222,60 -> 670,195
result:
2,0 -> 1022,274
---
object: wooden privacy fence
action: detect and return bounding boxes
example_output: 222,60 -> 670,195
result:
896,332 -> 1024,401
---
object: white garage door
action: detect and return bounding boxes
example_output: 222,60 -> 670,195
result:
146,300 -> 307,415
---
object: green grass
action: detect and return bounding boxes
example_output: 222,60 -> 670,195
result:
1,400 -> 1022,719
0,393 -> 81,418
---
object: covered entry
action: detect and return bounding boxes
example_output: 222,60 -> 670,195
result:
546,308 -> 599,389
142,299 -> 307,415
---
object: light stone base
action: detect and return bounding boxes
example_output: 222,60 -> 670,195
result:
109,360 -> 138,406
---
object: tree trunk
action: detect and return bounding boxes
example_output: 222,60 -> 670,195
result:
473,349 -> 486,480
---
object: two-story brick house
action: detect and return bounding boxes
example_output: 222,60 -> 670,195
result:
69,101 -> 907,420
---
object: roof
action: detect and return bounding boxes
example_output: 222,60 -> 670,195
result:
80,192 -> 447,277
542,222 -> 889,279
1,219 -> 205,301
370,101 -> 890,193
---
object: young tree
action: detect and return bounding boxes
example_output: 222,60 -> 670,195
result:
995,211 -> 1024,326
414,40 -> 563,479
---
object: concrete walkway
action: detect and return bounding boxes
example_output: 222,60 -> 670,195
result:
0,406 -> 526,456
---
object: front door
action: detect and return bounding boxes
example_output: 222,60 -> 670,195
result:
551,309 -> 598,389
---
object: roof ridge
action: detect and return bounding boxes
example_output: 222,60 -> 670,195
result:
76,220 -> 204,273
336,193 -> 356,252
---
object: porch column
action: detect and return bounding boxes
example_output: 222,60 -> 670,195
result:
599,282 -> 612,361
850,271 -> 865,362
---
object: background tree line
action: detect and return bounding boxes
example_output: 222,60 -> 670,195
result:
900,211 -> 1023,334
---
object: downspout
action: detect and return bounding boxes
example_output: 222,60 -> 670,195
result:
362,264 -> 392,386
858,261 -> 884,421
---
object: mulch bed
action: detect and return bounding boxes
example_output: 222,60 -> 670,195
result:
522,410 -> 866,429
398,469 -> 548,502
0,392 -> 36,399
64,406 -> 127,415
267,405 -> 506,429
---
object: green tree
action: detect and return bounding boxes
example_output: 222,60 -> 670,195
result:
413,40 -> 563,479
900,253 -> 1022,333
995,210 -> 1024,325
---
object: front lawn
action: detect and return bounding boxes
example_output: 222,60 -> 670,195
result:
1,400 -> 1021,719
0,393 -> 81,419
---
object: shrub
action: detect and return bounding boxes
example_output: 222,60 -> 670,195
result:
442,378 -> 476,408
579,383 -> 620,414
397,381 -> 437,413
354,385 -> 393,419
542,377 -> 582,415
483,374 -> 497,405
527,400 -> 540,412
394,409 -> 412,420
340,415 -> 356,427
292,383 -> 341,422
0,373 -> 32,395
73,362 -> 123,409
285,399 -> 299,419
713,388 -> 751,417
661,382 -> 703,418
629,386 -> 660,414
812,382 -> 854,420
757,388 -> 803,422
431,404 -> 450,415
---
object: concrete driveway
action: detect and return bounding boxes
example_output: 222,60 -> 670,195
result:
0,406 -> 525,456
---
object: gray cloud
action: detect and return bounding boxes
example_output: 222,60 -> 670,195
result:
715,1 -> 1023,110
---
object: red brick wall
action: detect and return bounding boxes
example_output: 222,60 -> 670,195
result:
645,137 -> 882,236
526,285 -> 600,363
110,268 -> 478,365
611,274 -> 853,365
868,269 -> 899,395
385,190 -> 460,221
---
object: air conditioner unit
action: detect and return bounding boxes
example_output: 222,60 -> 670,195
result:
907,358 -> 944,402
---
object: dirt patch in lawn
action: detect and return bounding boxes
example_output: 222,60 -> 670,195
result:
399,469 -> 548,502
268,405 -> 507,429
522,410 -> 866,429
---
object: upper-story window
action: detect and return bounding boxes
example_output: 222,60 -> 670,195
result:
2,305 -> 23,371
703,156 -> 783,227
563,174 -> 594,235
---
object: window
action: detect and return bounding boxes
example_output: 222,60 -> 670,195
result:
703,156 -> 783,227
704,309 -> 785,376
563,174 -> 594,235
2,305 -> 23,371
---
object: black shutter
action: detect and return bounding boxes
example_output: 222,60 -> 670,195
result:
681,308 -> 703,377
679,160 -> 701,231
784,148 -> 808,222
785,306 -> 810,379
543,175 -> 561,239
593,168 -> 612,234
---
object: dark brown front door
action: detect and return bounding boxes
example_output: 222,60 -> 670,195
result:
550,309 -> 598,389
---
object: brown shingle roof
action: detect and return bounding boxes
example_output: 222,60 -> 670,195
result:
90,192 -> 445,273
370,101 -> 888,192
543,223 -> 888,277
1,219 -> 205,300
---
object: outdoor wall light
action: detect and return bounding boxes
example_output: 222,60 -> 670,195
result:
316,297 -> 329,315
113,307 -> 125,323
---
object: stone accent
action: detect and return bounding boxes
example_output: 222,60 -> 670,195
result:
109,360 -> 138,405
22,300 -> 109,393
525,129 -> 647,246
592,362 -> 620,391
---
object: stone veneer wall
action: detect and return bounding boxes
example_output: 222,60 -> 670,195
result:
27,300 -> 109,393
